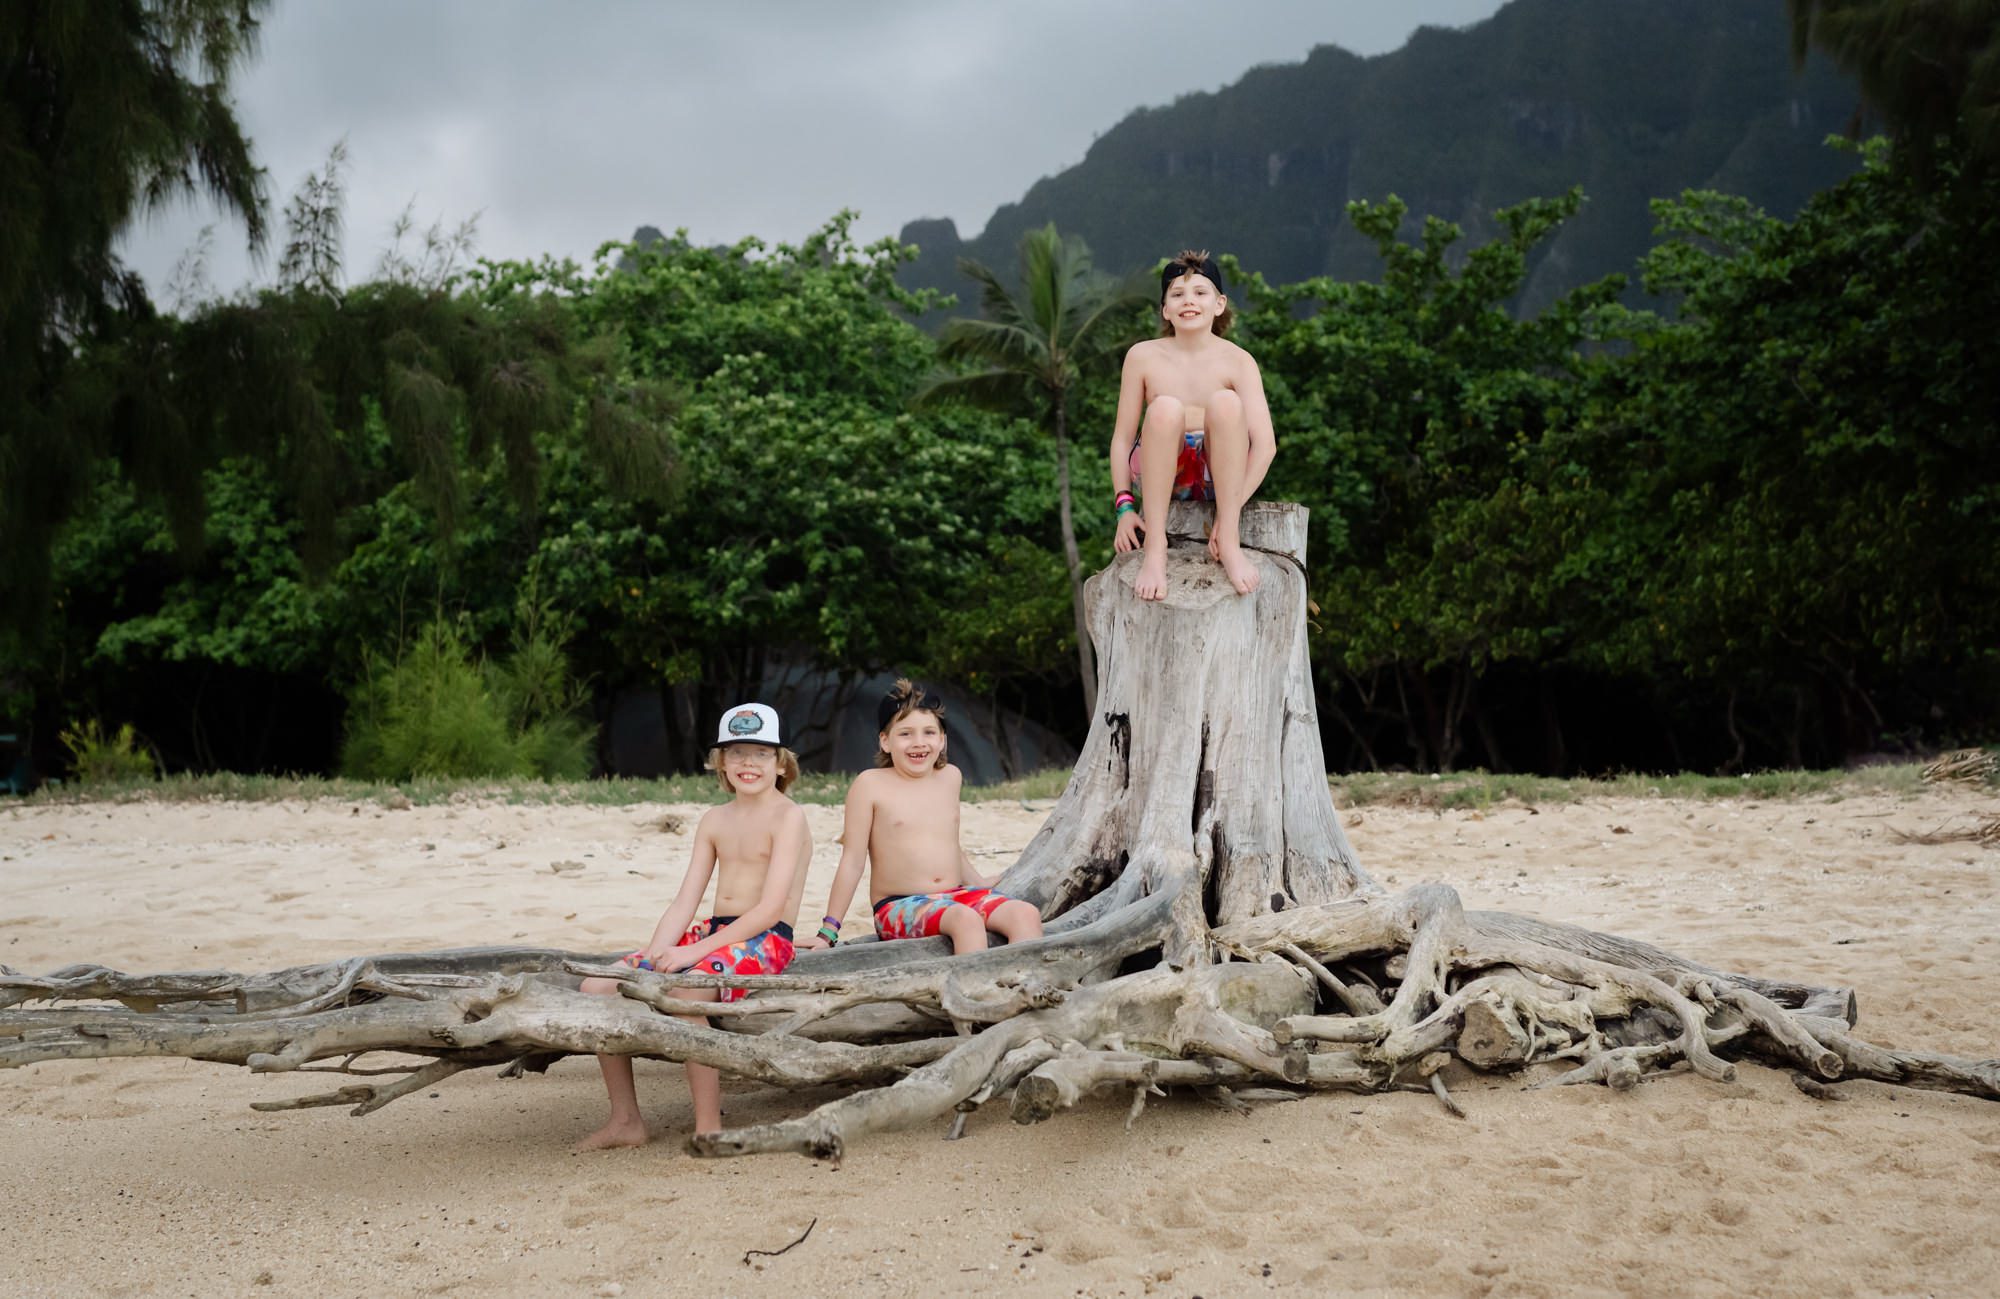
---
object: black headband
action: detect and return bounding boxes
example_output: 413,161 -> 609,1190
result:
1161,256 -> 1226,301
879,685 -> 944,732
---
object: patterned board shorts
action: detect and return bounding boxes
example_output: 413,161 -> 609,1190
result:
872,887 -> 1016,941
622,916 -> 795,1002
1129,429 -> 1214,502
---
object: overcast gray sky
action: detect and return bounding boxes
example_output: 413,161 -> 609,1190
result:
120,0 -> 1508,296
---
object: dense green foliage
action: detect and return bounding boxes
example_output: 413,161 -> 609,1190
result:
22,143 -> 1994,778
57,719 -> 157,785
1788,0 -> 2000,181
1,0 -> 269,627
4,3 -> 1994,780
917,224 -> 1153,715
1240,189 -> 1625,769
1238,141 -> 1999,771
340,608 -> 593,782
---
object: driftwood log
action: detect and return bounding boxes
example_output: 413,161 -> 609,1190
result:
4,502 -> 1996,1161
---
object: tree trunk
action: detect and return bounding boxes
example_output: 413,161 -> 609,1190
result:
1052,399 -> 1098,720
8,500 -> 1997,1159
1000,502 -> 1371,952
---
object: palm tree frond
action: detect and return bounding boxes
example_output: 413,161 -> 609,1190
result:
936,317 -> 1049,372
911,367 -> 1038,416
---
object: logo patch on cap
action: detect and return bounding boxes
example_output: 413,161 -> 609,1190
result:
726,709 -> 764,737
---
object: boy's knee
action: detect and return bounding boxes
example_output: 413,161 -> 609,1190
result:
937,904 -> 981,935
1143,395 -> 1185,431
994,900 -> 1043,935
1207,389 -> 1242,422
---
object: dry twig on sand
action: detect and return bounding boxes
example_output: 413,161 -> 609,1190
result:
1921,749 -> 1998,786
5,504 -> 1996,1161
1890,813 -> 2000,848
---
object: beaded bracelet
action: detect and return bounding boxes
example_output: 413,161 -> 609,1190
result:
1114,490 -> 1136,510
816,914 -> 842,945
1115,500 -> 1138,517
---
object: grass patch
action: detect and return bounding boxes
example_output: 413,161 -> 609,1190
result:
11,762 -> 1939,811
1329,764 -> 1932,810
13,765 -> 1076,809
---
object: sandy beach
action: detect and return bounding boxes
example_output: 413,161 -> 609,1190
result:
4,784 -> 1998,1298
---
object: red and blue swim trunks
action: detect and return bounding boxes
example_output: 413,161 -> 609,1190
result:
1128,430 -> 1214,502
621,916 -> 795,1002
872,888 -> 1015,941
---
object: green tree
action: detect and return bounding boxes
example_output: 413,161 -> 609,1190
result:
914,224 -> 1149,718
1242,192 -> 1623,770
1565,139 -> 2000,764
1,0 -> 269,627
1788,0 -> 2000,178
496,217 -> 1059,767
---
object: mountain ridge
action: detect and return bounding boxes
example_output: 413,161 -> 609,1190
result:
895,0 -> 1862,310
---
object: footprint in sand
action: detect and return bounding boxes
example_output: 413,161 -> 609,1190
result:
1705,1197 -> 1752,1227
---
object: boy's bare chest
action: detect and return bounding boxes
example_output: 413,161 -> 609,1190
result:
1143,354 -> 1235,405
872,785 -> 958,835
710,817 -> 774,866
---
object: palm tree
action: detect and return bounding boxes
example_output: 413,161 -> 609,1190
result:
915,225 -> 1148,718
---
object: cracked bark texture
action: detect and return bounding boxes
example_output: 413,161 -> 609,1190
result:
5,501 -> 1997,1158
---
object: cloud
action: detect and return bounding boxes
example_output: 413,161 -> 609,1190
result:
119,0 -> 1506,297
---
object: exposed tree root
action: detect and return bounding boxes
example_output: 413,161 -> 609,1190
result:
4,503 -> 1994,1155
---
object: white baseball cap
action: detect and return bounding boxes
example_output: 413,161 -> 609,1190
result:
716,702 -> 782,748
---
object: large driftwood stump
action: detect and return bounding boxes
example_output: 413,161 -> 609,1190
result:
1007,503 -> 1372,956
4,502 -> 1997,1160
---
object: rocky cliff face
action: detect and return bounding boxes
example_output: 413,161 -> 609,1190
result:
898,0 -> 1861,314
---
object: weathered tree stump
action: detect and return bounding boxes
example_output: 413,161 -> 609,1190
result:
4,501 -> 1996,1160
1006,503 -> 1372,958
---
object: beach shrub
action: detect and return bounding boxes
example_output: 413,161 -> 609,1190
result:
340,610 -> 594,781
58,720 -> 157,784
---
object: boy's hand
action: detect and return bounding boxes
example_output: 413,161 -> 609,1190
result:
800,933 -> 832,951
656,947 -> 702,973
1114,510 -> 1142,553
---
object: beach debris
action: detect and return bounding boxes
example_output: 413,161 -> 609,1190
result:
651,813 -> 687,835
1888,814 -> 2000,848
1791,1071 -> 1848,1101
5,502 -> 1996,1164
1921,749 -> 1997,786
741,1218 -> 816,1265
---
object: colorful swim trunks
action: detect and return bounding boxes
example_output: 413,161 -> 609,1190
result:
872,887 -> 1016,941
621,916 -> 796,1002
1129,429 -> 1214,503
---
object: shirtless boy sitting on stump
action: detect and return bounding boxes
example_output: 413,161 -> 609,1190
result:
802,680 -> 1042,954
1109,249 -> 1278,600
574,702 -> 809,1149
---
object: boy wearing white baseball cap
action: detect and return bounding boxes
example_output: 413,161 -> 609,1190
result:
575,702 -> 811,1149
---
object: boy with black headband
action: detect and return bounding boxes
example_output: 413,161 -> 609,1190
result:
574,702 -> 811,1149
802,680 -> 1043,954
1109,249 -> 1277,600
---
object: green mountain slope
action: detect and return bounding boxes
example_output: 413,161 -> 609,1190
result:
900,0 -> 1861,310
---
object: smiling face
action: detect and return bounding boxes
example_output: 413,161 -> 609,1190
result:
718,742 -> 779,793
878,710 -> 946,776
1161,271 -> 1226,335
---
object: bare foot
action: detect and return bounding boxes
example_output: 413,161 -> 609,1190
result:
1215,537 -> 1261,595
1134,547 -> 1169,601
574,1118 -> 650,1151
